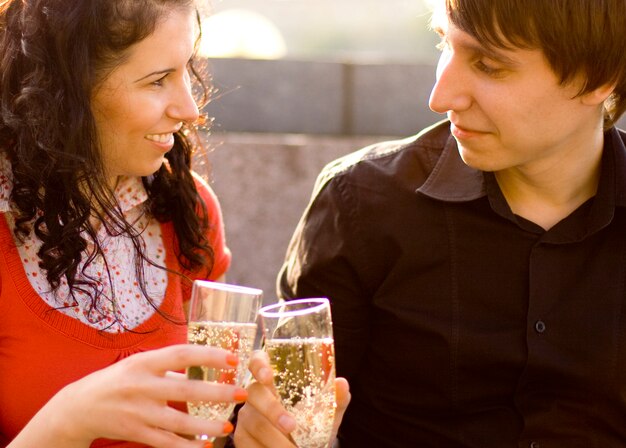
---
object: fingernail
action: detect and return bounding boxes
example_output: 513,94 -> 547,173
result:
204,442 -> 213,448
277,414 -> 296,433
225,353 -> 239,367
223,421 -> 234,434
234,388 -> 248,401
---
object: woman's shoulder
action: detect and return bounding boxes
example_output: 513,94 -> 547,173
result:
191,171 -> 221,213
189,170 -> 232,280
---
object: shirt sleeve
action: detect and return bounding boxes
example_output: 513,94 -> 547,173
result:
277,170 -> 372,383
192,171 -> 232,281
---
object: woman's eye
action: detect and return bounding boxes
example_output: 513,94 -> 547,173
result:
151,74 -> 168,87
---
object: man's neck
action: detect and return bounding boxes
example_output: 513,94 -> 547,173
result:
494,131 -> 604,231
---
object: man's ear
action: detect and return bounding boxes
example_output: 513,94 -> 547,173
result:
581,82 -> 617,106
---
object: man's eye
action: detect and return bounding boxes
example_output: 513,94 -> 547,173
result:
475,60 -> 501,76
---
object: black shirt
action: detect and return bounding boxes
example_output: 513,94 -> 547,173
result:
278,121 -> 626,448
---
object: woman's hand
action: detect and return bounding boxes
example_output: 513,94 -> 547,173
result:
234,350 -> 351,448
9,344 -> 246,448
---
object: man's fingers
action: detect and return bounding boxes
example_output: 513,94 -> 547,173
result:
232,360 -> 297,448
248,350 -> 274,385
235,400 -> 295,448
335,377 -> 351,412
329,377 -> 350,442
245,381 -> 296,434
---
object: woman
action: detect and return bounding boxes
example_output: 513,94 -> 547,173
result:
0,0 -> 241,446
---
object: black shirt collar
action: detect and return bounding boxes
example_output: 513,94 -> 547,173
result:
416,131 -> 486,202
418,124 -> 626,205
417,124 -> 626,240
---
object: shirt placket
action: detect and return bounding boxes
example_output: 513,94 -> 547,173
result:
517,240 -> 557,447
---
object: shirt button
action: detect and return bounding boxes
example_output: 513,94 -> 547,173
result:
534,320 -> 546,333
530,442 -> 540,448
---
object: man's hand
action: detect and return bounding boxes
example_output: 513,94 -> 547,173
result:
234,350 -> 350,447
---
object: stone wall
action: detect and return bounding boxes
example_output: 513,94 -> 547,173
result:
204,58 -> 626,135
204,58 -> 442,137
201,58 -> 443,300
201,131 -> 390,302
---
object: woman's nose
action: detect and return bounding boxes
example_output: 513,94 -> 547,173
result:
168,77 -> 200,124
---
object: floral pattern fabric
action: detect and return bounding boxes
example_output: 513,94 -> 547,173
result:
0,155 -> 170,332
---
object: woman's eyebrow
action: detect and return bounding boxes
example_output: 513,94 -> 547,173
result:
133,68 -> 175,83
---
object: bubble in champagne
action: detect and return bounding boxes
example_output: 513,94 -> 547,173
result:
187,321 -> 257,421
266,337 -> 336,448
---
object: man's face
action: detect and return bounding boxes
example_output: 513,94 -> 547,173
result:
428,16 -> 606,176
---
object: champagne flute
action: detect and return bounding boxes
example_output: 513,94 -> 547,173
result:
186,280 -> 262,441
259,298 -> 336,448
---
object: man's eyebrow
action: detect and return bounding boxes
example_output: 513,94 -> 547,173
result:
133,68 -> 174,83
436,25 -> 519,67
458,39 -> 518,66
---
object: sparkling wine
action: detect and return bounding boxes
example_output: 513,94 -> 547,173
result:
265,337 -> 336,448
187,321 -> 257,420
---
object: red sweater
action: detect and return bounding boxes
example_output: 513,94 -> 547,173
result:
0,182 -> 231,447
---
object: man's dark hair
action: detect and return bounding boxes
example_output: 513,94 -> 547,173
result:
441,0 -> 626,128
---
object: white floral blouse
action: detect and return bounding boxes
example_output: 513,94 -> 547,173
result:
0,154 -> 199,333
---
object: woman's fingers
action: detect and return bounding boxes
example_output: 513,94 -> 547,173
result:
165,370 -> 187,380
23,346 -> 245,447
148,374 -> 248,404
121,344 -> 249,402
126,424 -> 223,448
144,406 -> 234,441
129,344 -> 238,374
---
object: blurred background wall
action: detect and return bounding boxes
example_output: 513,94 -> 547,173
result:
197,0 -> 626,302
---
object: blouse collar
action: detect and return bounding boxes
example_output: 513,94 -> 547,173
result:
0,152 -> 148,214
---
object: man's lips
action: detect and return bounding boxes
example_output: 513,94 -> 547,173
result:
451,122 -> 489,138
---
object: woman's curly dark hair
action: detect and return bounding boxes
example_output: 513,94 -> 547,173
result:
0,0 -> 214,324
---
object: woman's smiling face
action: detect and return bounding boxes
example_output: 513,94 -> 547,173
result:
91,7 -> 200,187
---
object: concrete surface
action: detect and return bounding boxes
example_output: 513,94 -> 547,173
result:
199,131 -> 395,302
203,58 -> 442,137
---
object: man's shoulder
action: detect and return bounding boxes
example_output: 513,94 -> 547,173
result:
314,120 -> 451,189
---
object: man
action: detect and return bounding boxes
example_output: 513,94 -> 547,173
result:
234,0 -> 626,446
